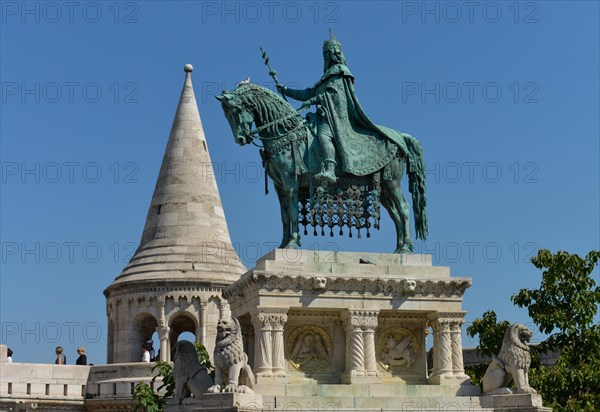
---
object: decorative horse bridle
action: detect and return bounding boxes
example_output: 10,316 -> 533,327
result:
231,86 -> 305,144
230,85 -> 309,192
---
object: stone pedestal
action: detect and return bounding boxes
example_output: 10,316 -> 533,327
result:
166,392 -> 263,412
480,394 -> 552,411
224,250 -> 474,390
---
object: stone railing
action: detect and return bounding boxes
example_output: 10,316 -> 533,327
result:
0,361 -> 91,411
85,362 -> 161,398
0,345 -> 161,412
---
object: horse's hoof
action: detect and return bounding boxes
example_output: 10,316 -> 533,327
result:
285,233 -> 301,248
394,246 -> 413,254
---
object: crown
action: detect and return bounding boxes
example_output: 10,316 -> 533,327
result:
323,29 -> 342,53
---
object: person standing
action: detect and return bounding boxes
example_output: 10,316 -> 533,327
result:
277,33 -> 407,184
141,344 -> 150,362
6,348 -> 13,363
55,346 -> 66,364
145,339 -> 156,361
76,346 -> 87,365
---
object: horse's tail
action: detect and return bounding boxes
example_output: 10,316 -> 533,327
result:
402,134 -> 428,240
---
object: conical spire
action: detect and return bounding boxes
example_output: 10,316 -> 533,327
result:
108,64 -> 246,289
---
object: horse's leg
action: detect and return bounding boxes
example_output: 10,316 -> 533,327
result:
381,159 -> 413,253
274,183 -> 291,248
282,176 -> 301,248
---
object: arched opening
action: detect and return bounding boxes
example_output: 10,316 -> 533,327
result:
149,331 -> 159,361
178,331 -> 196,343
130,313 -> 158,362
168,312 -> 198,360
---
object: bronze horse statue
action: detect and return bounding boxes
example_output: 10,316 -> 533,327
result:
217,83 -> 427,253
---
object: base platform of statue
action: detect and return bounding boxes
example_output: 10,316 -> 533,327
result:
223,250 -> 475,389
166,392 -> 263,412
481,394 -> 552,412
164,249 -> 551,411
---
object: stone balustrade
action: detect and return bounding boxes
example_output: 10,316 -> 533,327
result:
0,346 -> 162,411
0,356 -> 90,411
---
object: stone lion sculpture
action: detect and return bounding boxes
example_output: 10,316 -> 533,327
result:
483,323 -> 537,395
208,317 -> 255,394
171,340 -> 213,404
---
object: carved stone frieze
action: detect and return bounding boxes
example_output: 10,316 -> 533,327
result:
224,272 -> 471,305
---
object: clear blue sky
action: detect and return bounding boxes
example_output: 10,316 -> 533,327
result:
1,1 -> 598,364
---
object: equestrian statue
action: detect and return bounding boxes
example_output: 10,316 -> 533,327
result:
217,34 -> 428,253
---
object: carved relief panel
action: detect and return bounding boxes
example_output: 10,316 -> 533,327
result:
284,310 -> 344,383
376,312 -> 428,383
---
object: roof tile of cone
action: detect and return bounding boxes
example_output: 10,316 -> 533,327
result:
106,65 -> 246,292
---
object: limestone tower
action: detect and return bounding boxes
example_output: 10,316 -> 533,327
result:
104,64 -> 246,363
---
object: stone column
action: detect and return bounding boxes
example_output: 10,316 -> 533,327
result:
423,324 -> 430,378
111,300 -> 120,364
192,297 -> 206,346
157,325 -> 170,361
363,317 -> 381,378
110,299 -> 119,363
429,316 -> 455,384
270,313 -> 288,377
195,301 -> 206,344
251,313 -> 273,376
124,298 -> 135,362
156,299 -> 169,361
450,320 -> 468,380
251,310 -> 289,383
342,310 -> 382,384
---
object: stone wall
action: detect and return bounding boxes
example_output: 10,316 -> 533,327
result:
0,345 -> 160,412
462,346 -> 559,368
0,352 -> 90,412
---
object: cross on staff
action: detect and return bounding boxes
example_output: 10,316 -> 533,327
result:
260,46 -> 288,102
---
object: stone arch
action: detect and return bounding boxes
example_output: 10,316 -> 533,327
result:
168,310 -> 199,356
130,312 -> 158,362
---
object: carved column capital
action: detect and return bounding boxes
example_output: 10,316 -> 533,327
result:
450,321 -> 464,333
343,310 -> 379,331
252,313 -> 273,331
251,309 -> 288,330
156,325 -> 170,337
269,314 -> 288,331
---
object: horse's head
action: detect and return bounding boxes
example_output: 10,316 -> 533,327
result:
216,86 -> 255,146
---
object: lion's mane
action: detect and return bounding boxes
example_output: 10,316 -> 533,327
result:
498,323 -> 531,371
214,319 -> 247,370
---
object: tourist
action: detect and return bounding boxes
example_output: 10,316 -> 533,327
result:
7,348 -> 13,363
141,344 -> 150,362
55,346 -> 66,364
76,346 -> 87,365
145,339 -> 156,361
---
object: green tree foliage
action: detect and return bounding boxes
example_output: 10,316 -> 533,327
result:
132,361 -> 173,412
468,249 -> 600,412
132,342 -> 214,412
512,250 -> 600,412
194,342 -> 215,381
466,310 -> 511,357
